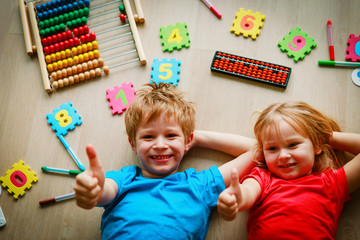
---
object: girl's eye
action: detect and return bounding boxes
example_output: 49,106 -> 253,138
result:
289,142 -> 298,148
266,146 -> 277,151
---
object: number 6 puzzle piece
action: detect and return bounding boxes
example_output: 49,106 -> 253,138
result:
160,22 -> 190,52
106,82 -> 136,115
230,8 -> 265,40
0,160 -> 38,199
46,101 -> 82,137
151,58 -> 181,86
278,27 -> 317,62
346,34 -> 360,62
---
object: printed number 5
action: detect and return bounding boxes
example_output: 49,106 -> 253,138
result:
159,63 -> 173,80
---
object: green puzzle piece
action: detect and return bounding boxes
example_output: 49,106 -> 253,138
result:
160,22 -> 190,52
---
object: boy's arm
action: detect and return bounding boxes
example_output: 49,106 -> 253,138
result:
74,144 -> 119,209
217,169 -> 261,221
192,130 -> 257,157
331,132 -> 360,193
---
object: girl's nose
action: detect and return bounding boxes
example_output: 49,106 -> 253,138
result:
279,148 -> 291,160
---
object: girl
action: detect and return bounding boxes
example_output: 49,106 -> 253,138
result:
217,101 -> 360,240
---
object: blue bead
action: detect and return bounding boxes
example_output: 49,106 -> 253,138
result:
37,12 -> 43,20
84,0 -> 90,7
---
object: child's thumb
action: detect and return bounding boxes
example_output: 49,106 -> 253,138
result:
229,168 -> 241,199
86,144 -> 105,187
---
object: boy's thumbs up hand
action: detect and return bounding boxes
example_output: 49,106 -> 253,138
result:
74,144 -> 105,209
217,168 -> 241,221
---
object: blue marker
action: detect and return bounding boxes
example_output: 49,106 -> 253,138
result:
58,135 -> 85,171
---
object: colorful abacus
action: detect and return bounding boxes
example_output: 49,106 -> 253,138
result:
210,51 -> 291,88
19,0 -> 146,93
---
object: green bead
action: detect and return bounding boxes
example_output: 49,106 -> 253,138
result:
68,12 -> 74,20
81,16 -> 87,25
39,21 -> 44,29
54,25 -> 60,33
45,28 -> 51,36
119,5 -> 125,13
63,13 -> 69,22
44,19 -> 49,28
78,9 -> 84,17
66,20 -> 72,28
73,10 -> 79,18
53,16 -> 59,25
49,18 -> 54,26
83,7 -> 89,16
59,23 -> 65,31
40,29 -> 45,37
50,26 -> 55,34
58,15 -> 64,23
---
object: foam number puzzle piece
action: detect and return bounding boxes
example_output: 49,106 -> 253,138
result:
346,34 -> 360,62
106,82 -> 136,115
278,27 -> 317,62
46,101 -> 82,137
0,160 -> 38,199
230,8 -> 265,40
160,22 -> 190,52
151,58 -> 181,86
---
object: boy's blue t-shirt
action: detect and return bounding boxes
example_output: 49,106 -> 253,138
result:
100,165 -> 225,240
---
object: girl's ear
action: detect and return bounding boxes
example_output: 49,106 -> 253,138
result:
128,137 -> 137,153
184,132 -> 194,152
315,146 -> 322,155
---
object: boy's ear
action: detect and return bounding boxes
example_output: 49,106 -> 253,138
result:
184,132 -> 194,152
128,137 -> 137,152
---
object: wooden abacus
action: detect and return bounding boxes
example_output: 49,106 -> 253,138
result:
19,0 -> 146,93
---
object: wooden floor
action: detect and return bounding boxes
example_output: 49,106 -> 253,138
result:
1,0 -> 360,239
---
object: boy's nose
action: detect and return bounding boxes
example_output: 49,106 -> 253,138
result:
154,136 -> 168,149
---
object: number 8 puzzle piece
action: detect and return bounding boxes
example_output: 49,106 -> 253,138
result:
160,22 -> 190,52
151,58 -> 181,86
278,27 -> 317,62
230,8 -> 265,40
46,101 -> 82,137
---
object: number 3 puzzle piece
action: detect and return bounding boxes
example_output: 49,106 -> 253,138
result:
346,34 -> 360,62
46,101 -> 82,137
0,160 -> 38,199
106,82 -> 136,115
230,8 -> 265,40
151,58 -> 181,86
278,27 -> 317,62
160,22 -> 190,52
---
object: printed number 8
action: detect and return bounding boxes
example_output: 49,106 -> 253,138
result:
55,109 -> 72,127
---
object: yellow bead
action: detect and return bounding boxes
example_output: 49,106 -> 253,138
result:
51,53 -> 56,62
52,62 -> 58,71
92,41 -> 98,49
55,52 -> 61,60
57,60 -> 63,69
47,64 -> 54,72
72,47 -> 77,55
88,51 -> 94,60
77,45 -> 82,54
78,54 -> 84,63
62,59 -> 68,68
83,53 -> 89,61
60,50 -> 66,59
65,49 -> 72,58
73,56 -> 79,64
82,44 -> 87,52
87,42 -> 92,51
67,58 -> 74,66
45,55 -> 52,63
93,50 -> 99,58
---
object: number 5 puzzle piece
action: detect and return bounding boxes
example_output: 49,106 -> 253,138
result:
151,58 -> 181,86
278,27 -> 317,62
0,160 -> 38,199
160,22 -> 190,52
230,8 -> 265,40
106,82 -> 136,115
346,34 -> 360,62
46,101 -> 82,137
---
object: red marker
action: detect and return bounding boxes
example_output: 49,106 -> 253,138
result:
327,20 -> 335,61
39,192 -> 75,206
201,0 -> 222,19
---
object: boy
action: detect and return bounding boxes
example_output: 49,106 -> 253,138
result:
74,83 -> 256,239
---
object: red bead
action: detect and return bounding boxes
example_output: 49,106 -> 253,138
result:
57,33 -> 62,42
73,28 -> 79,36
90,32 -> 96,41
42,38 -> 48,46
78,26 -> 84,35
52,35 -> 57,43
47,36 -> 52,45
73,37 -> 80,46
83,25 -> 89,34
85,34 -> 91,42
49,45 -> 55,53
68,39 -> 74,47
59,42 -> 64,50
44,46 -> 50,54
66,30 -> 72,39
63,40 -> 69,49
80,35 -> 85,43
54,43 -> 59,52
61,32 -> 67,40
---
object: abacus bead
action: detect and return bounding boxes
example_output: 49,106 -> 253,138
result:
62,68 -> 67,77
81,44 -> 87,52
47,36 -> 52,45
49,45 -> 55,53
81,17 -> 87,25
44,47 -> 50,55
90,32 -> 96,41
51,53 -> 56,62
77,64 -> 82,72
55,52 -> 61,60
83,25 -> 89,34
95,68 -> 102,77
82,62 -> 88,71
80,35 -> 85,43
93,59 -> 98,67
62,59 -> 68,67
90,69 -> 96,78
92,41 -> 98,49
67,58 -> 74,66
103,66 -> 109,75
65,49 -> 71,57
47,64 -> 54,72
58,79 -> 64,88
120,14 -> 126,23
57,60 -> 63,69
67,67 -> 72,76
51,35 -> 57,43
72,47 -> 77,55
84,71 -> 90,80
69,39 -> 74,47
84,0 -> 90,7
52,81 -> 58,89
54,43 -> 59,52
49,18 -> 54,26
74,74 -> 79,82
78,54 -> 84,63
73,56 -> 79,64
87,42 -> 92,51
63,78 -> 69,86
77,45 -> 83,54
72,65 -> 78,74
60,50 -> 66,59
85,34 -> 90,42
83,7 -> 89,17
51,72 -> 57,81
39,30 -> 45,37
59,42 -> 65,50
45,55 -> 52,63
98,58 -> 104,66
119,5 -> 125,13
87,61 -> 93,69
52,62 -> 58,70
63,40 -> 69,49
73,37 -> 80,46
59,23 -> 66,32
78,26 -> 84,35
79,73 -> 85,81
93,50 -> 100,58
39,21 -> 45,29
83,53 -> 89,61
88,51 -> 94,60
66,30 -> 72,39
69,76 -> 75,84
57,70 -> 62,79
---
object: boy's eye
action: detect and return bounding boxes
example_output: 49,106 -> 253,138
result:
166,134 -> 177,138
142,135 -> 153,139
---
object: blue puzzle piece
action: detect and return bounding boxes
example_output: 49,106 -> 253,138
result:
46,101 -> 82,137
151,58 -> 181,86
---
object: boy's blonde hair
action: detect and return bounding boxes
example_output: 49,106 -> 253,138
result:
125,83 -> 195,144
253,101 -> 344,173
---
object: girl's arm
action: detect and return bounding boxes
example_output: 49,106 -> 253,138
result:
217,169 -> 261,221
331,132 -> 360,193
192,130 -> 257,157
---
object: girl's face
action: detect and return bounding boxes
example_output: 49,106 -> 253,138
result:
129,113 -> 192,179
262,119 -> 320,180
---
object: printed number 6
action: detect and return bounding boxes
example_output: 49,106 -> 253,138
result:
159,63 -> 173,80
55,109 -> 72,127
288,36 -> 305,51
240,15 -> 255,30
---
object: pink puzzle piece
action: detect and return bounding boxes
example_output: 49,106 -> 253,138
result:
106,82 -> 136,115
346,34 -> 360,62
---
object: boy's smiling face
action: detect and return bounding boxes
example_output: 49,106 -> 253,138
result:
129,112 -> 193,179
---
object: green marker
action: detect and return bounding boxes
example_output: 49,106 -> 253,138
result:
41,166 -> 83,176
318,60 -> 360,67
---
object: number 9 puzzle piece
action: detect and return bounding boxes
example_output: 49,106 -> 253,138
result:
278,27 -> 317,62
160,22 -> 190,52
106,82 -> 136,115
151,58 -> 181,86
0,160 -> 38,199
346,34 -> 360,62
46,101 -> 82,137
230,8 -> 265,40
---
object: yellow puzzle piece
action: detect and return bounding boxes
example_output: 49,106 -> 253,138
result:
230,8 -> 266,40
0,160 -> 38,199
